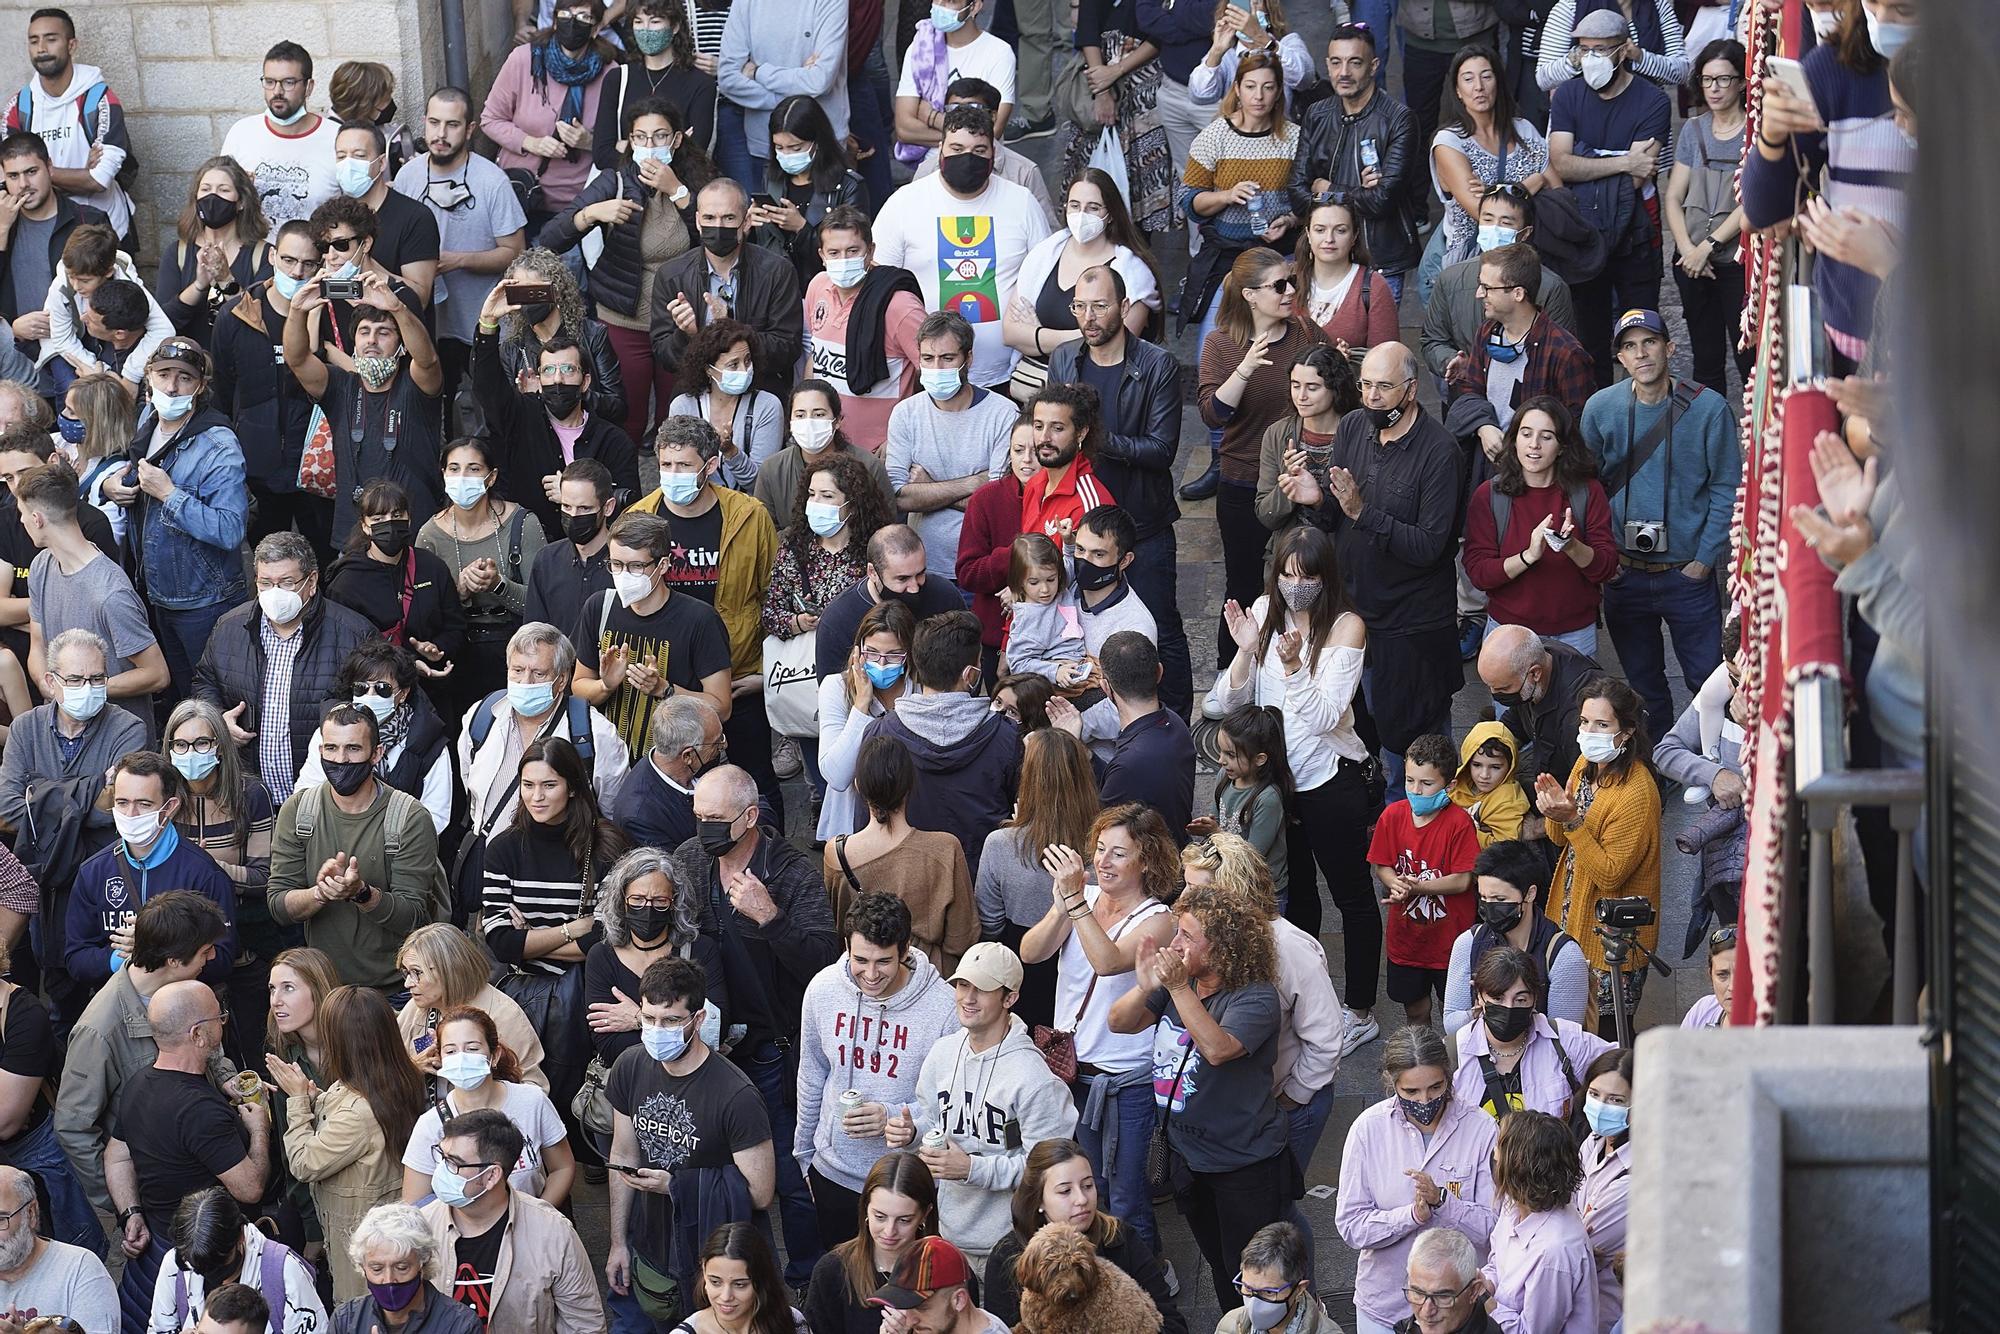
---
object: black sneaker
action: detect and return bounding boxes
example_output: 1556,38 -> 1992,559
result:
1003,115 -> 1057,142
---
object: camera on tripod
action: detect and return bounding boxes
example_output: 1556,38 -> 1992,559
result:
1622,520 -> 1666,555
1596,896 -> 1656,930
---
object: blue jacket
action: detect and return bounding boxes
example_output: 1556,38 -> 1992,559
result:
1578,379 -> 1739,570
63,828 -> 238,984
125,405 -> 250,611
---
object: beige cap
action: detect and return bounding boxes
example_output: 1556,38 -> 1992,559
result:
948,941 -> 1024,993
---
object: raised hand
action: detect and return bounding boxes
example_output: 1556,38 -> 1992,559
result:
1044,695 -> 1083,738
1040,844 -> 1088,908
1222,598 -> 1263,655
884,1106 -> 916,1148
1806,430 -> 1878,524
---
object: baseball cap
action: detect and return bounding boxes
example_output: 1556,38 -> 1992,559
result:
1573,8 -> 1628,39
1613,309 -> 1667,344
147,336 -> 211,378
873,1237 -> 974,1309
948,942 -> 1023,994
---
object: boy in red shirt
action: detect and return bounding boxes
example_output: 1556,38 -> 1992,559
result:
1368,732 -> 1483,1028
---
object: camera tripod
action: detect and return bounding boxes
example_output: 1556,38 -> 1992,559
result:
1595,925 -> 1673,1050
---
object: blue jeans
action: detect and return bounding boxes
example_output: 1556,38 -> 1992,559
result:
6,1114 -> 103,1256
1600,564 -> 1723,742
1194,286 -> 1225,454
1069,1077 -> 1160,1256
1286,1082 -> 1338,1171
607,1289 -> 664,1334
714,101 -> 755,188
1415,220 -> 1448,307
1126,529 -> 1192,718
1380,270 -> 1405,305
156,599 -> 238,704
740,1040 -> 821,1285
1351,0 -> 1400,88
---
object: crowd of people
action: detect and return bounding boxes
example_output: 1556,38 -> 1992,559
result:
0,0 -> 1921,1329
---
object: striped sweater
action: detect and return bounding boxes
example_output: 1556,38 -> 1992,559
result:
1179,119 -> 1302,244
482,816 -> 607,976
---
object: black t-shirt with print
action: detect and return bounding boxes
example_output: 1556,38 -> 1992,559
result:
606,1045 -> 770,1266
660,503 -> 723,605
573,588 -> 733,756
451,1209 -> 508,1326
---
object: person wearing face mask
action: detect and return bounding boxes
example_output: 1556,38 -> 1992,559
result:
895,0 -> 1019,156
64,750 -> 239,993
418,437 -> 547,719
886,311 -> 1021,583
1452,945 -> 1613,1126
651,178 -> 805,404
418,1108 -> 604,1333
1211,1223 -> 1332,1334
1421,189 -> 1578,382
103,979 -> 271,1330
335,1201 -> 484,1334
157,157 -> 275,345
583,848 -> 731,1080
219,42 -> 341,240
752,381 -> 898,530
746,94 -> 869,289
1537,0 -> 1690,93
1442,247 -> 1596,472
812,523 -> 966,678
1572,1048 -> 1633,1328
1476,624 -> 1608,799
480,0 -> 615,232
665,318 -> 783,486
147,1186 -> 327,1334
590,0 -> 718,173
714,0 -> 851,186
324,480 -> 467,685
606,955 -> 778,1312
400,1009 -> 576,1209
916,80 -> 1061,230
606,690 -> 725,857
297,640 -> 455,833
814,600 -> 916,843
800,208 -> 926,453
1003,172 -> 1160,383
267,985 -> 427,1302
266,705 -> 449,993
332,123 -> 441,310
1544,8 -> 1673,386
1441,839 -> 1589,1038
1337,1025 -> 1499,1334
1534,678 -> 1660,1034
525,459 -> 622,626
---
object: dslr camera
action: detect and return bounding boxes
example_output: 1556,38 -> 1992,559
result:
1596,896 -> 1656,929
1623,520 -> 1666,555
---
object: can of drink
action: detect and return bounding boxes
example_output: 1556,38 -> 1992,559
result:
923,1127 -> 948,1151
229,1070 -> 264,1107
839,1089 -> 863,1133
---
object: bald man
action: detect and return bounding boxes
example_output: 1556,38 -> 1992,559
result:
105,980 -> 268,1328
1478,623 -> 1610,800
0,1165 -> 118,1329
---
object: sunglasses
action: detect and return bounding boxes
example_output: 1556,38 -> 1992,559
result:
320,235 -> 362,253
353,681 -> 398,699
1253,275 -> 1299,295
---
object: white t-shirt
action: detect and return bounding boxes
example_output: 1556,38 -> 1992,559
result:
219,112 -> 341,239
1484,349 -> 1530,429
402,1079 -> 569,1198
871,171 -> 1051,388
896,29 -> 1018,108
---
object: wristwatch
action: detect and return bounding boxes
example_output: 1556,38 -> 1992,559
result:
116,1205 -> 142,1227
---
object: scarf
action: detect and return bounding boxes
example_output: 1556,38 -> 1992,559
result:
895,22 -> 950,163
534,40 -> 605,125
378,703 -> 412,762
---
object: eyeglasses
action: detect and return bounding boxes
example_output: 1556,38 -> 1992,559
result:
53,672 -> 109,688
1711,926 -> 1739,946
320,235 -> 362,253
1069,300 -> 1118,317
255,573 -> 311,593
1358,376 -> 1414,394
554,6 -> 598,21
1483,181 -> 1531,202
626,896 -> 675,911
0,1198 -> 32,1231
1252,276 -> 1298,295
860,650 -> 908,666
169,736 -> 220,755
1473,282 -> 1524,297
353,681 -> 398,699
1698,74 -> 1743,88
539,364 -> 587,383
260,77 -> 306,91
1402,1279 -> 1476,1310
432,1146 -> 499,1173
1232,1273 -> 1296,1302
606,558 -> 660,575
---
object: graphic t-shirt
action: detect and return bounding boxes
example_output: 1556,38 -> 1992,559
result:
451,1210 -> 507,1326
660,504 -> 724,604
574,589 -> 733,757
1368,801 -> 1483,969
606,1045 -> 771,1266
218,113 -> 341,238
1146,982 -> 1287,1173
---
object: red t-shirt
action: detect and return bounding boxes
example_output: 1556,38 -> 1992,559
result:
1367,800 -> 1482,969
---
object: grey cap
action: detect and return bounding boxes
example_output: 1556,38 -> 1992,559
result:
1573,8 -> 1628,39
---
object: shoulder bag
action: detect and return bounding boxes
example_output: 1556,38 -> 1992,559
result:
1144,1032 -> 1196,1192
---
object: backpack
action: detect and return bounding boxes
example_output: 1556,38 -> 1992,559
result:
15,81 -> 137,190
172,1233 -> 296,1334
1489,483 -> 1594,542
465,689 -> 598,764
289,781 -> 451,924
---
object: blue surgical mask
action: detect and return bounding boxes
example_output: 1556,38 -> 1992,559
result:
1864,8 -> 1913,56
430,1159 -> 489,1209
151,389 -> 194,421
930,1 -> 967,32
863,661 -> 904,689
775,147 -> 814,175
56,412 -> 86,445
272,270 -> 307,300
1407,789 -> 1453,816
1578,730 -> 1625,765
641,1019 -> 690,1063
444,474 -> 488,509
699,1001 -> 721,1050
351,690 -> 394,722
269,103 -> 309,127
1583,1096 -> 1629,1138
637,144 -> 675,168
714,367 -> 753,396
508,680 -> 556,717
1485,332 -> 1523,364
61,682 -> 106,721
439,1052 -> 492,1091
662,470 -> 704,506
335,157 -> 377,198
172,748 -> 220,782
825,255 -> 867,289
806,500 -> 847,537
1477,223 -> 1518,252
327,260 -> 359,283
920,367 -> 963,400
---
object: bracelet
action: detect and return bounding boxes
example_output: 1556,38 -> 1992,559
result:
560,921 -> 576,943
1758,133 -> 1788,152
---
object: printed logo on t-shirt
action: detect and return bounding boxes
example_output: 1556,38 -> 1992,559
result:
453,1263 -> 495,1321
633,1089 -> 702,1170
254,159 -> 316,228
937,216 -> 1000,324
1151,1020 -> 1200,1113
104,874 -> 129,908
1392,849 -> 1451,926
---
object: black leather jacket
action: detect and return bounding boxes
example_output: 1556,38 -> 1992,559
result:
1289,89 -> 1422,275
1046,336 -> 1185,541
497,316 -> 628,426
749,167 -> 871,287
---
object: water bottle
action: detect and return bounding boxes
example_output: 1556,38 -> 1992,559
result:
1360,137 -> 1379,171
1249,188 -> 1269,234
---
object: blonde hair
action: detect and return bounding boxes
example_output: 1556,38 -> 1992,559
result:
66,373 -> 136,465
1180,832 -> 1278,918
395,923 -> 490,1009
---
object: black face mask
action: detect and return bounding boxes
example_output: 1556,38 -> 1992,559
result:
697,817 -> 743,858
1365,383 -> 1413,432
554,15 -> 594,49
701,225 -> 742,258
1489,688 -> 1524,709
195,194 -> 240,229
625,903 -> 672,943
939,152 -> 994,194
198,1251 -> 244,1293
519,301 -> 554,327
324,757 -> 374,797
880,582 -> 924,613
542,382 -> 586,420
1483,1001 -> 1534,1044
1478,899 -> 1525,934
370,520 -> 412,557
1072,556 -> 1120,592
564,511 -> 604,545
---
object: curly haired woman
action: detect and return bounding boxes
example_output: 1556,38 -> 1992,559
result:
1483,1108 -> 1596,1331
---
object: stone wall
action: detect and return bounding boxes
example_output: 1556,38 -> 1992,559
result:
0,0 -> 456,264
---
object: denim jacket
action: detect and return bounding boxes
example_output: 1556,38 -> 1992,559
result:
127,405 -> 250,611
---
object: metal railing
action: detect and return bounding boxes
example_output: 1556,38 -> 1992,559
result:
1791,675 -> 1925,1024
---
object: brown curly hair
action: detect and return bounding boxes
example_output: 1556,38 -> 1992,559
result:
684,317 -> 757,387
1175,885 -> 1276,991
1492,1109 -> 1585,1213
783,449 -> 894,562
1089,803 -> 1181,908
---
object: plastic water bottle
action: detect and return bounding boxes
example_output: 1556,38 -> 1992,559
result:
1249,188 -> 1269,234
1360,137 -> 1379,171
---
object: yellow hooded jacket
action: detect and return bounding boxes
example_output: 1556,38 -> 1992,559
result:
1450,720 -> 1530,847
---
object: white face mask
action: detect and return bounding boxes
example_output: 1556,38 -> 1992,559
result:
1580,51 -> 1618,90
613,569 -> 655,607
114,807 -> 164,847
793,417 -> 836,452
1065,209 -> 1107,244
259,586 -> 305,625
1577,729 -> 1625,764
1808,6 -> 1841,37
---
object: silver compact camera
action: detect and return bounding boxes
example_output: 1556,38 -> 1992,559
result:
1623,520 -> 1665,555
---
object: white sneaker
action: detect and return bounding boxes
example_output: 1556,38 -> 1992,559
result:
1340,1013 -> 1380,1057
1683,784 -> 1711,805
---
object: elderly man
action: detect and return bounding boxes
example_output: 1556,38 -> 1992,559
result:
611,693 -> 725,853
673,764 -> 836,1286
0,1165 -> 118,1330
1476,624 -> 1610,803
1396,1226 -> 1498,1333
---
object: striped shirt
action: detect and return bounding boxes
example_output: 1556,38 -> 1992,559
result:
1534,0 -> 1690,91
1178,119 -> 1301,245
257,619 -> 308,802
682,0 -> 732,60
481,819 -> 604,977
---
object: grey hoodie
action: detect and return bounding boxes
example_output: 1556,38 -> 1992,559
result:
795,949 -> 962,1191
909,1014 -> 1080,1262
865,689 -> 1022,880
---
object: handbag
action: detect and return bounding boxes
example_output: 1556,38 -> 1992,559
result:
296,405 -> 335,498
1144,1036 -> 1196,1192
1031,899 -> 1148,1083
761,602 -> 821,738
1052,53 -> 1100,130
572,1053 -> 614,1142
631,1253 -> 681,1324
